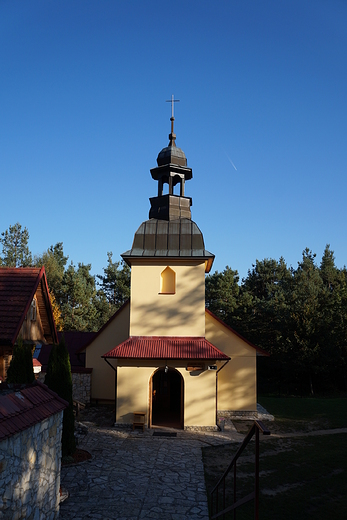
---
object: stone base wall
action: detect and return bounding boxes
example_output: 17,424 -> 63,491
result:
38,372 -> 91,405
71,372 -> 91,404
218,404 -> 274,421
0,411 -> 64,520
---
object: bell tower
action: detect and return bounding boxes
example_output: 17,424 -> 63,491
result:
149,97 -> 193,221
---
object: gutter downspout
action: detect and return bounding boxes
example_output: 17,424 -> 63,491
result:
104,358 -> 117,424
216,360 -> 230,431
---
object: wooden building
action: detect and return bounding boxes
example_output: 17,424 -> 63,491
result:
0,267 -> 57,381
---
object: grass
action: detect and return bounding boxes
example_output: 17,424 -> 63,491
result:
259,395 -> 347,430
203,397 -> 347,519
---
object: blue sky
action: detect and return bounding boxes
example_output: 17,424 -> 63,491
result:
1,0 -> 346,281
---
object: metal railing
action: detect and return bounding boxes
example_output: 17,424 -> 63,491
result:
210,420 -> 270,519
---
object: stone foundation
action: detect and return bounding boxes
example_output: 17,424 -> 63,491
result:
0,411 -> 64,520
38,371 -> 91,405
71,372 -> 91,404
218,404 -> 274,421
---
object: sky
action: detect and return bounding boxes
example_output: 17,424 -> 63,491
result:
1,0 -> 346,282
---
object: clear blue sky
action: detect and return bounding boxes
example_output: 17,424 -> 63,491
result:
1,0 -> 346,281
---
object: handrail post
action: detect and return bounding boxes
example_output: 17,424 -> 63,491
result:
234,462 -> 237,520
255,426 -> 259,520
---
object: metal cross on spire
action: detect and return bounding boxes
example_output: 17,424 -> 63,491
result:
166,95 -> 180,146
166,94 -> 180,119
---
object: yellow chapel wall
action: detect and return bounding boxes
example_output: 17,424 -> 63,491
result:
205,311 -> 257,411
116,361 -> 216,427
130,261 -> 206,337
85,302 -> 130,402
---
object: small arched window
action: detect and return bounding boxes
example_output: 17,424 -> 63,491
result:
160,267 -> 176,294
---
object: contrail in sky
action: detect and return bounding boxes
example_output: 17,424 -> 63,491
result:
224,151 -> 238,171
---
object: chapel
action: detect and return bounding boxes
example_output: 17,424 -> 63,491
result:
81,109 -> 266,429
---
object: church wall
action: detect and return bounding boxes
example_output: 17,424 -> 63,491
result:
130,261 -> 206,337
183,368 -> 216,427
85,303 -> 130,402
205,311 -> 257,411
116,362 -> 216,428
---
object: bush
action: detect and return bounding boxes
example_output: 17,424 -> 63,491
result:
45,336 -> 76,456
6,337 -> 34,384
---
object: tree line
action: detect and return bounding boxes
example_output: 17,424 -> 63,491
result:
206,247 -> 347,395
0,223 -> 130,332
2,222 -> 346,395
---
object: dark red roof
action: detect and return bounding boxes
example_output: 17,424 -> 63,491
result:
38,331 -> 96,371
0,267 -> 58,346
0,380 -> 68,441
102,336 -> 230,360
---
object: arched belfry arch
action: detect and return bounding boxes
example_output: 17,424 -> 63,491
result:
150,367 -> 184,429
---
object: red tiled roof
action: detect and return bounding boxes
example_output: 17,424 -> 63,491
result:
0,267 -> 58,346
205,308 -> 270,356
102,336 -> 230,360
0,380 -> 68,441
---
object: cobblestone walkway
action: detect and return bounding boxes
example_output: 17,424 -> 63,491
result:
59,425 -> 243,520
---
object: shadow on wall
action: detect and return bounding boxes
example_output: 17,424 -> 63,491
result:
132,266 -> 205,335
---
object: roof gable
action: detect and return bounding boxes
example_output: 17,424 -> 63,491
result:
0,267 -> 58,346
77,300 -> 130,353
205,308 -> 269,356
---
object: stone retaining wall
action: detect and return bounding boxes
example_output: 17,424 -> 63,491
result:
71,372 -> 91,404
38,371 -> 91,405
0,411 -> 64,520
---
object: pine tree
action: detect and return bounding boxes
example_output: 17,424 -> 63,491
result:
44,336 -> 76,457
97,253 -> 130,312
0,222 -> 32,267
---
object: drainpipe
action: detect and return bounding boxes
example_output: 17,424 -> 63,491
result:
104,358 -> 117,424
216,360 -> 230,431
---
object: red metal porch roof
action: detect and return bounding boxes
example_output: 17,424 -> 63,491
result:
102,336 -> 230,360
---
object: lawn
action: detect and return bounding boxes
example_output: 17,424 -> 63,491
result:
203,397 -> 347,519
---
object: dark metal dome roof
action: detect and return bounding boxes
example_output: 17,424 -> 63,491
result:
157,145 -> 187,167
122,218 -> 214,272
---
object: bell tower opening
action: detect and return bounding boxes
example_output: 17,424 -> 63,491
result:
151,367 -> 184,429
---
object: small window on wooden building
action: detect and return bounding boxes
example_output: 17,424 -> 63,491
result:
160,267 -> 176,294
30,299 -> 37,321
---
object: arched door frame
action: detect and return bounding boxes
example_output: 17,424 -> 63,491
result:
149,366 -> 184,429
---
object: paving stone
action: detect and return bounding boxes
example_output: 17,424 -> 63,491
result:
60,425 -> 243,519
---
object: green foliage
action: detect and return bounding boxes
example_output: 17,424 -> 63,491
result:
205,266 -> 241,325
206,246 -> 347,395
0,222 -> 32,267
34,242 -> 68,302
44,336 -> 76,457
96,253 -> 130,312
59,262 -> 105,331
6,337 -> 35,384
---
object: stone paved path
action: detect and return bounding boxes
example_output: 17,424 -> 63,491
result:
59,425 -> 243,520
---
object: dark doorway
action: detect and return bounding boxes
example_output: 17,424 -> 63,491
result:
151,368 -> 183,429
